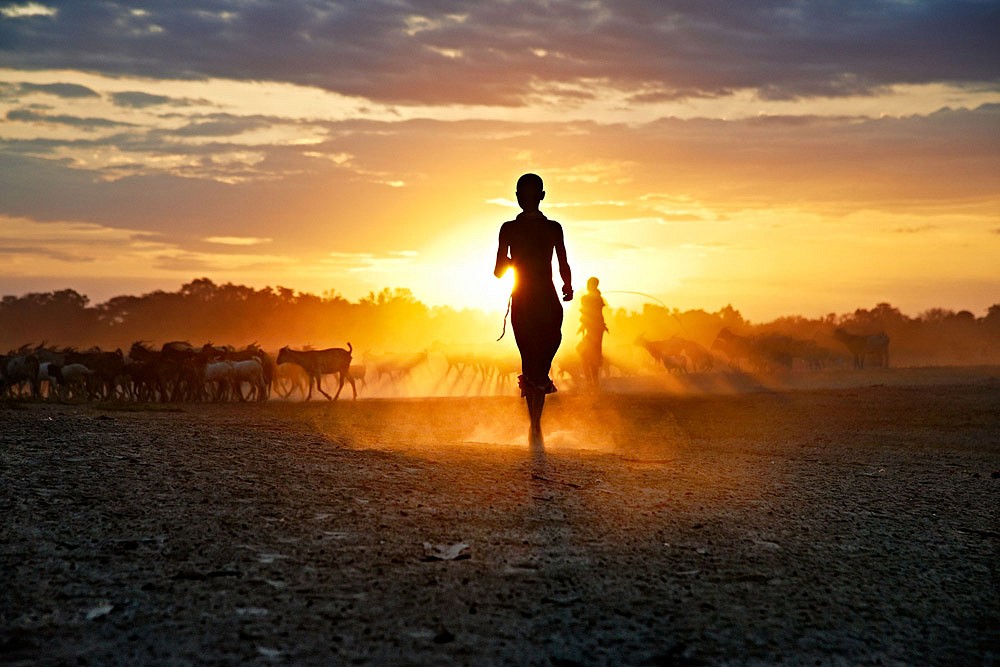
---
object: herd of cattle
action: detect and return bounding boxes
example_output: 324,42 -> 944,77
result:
0,327 -> 890,402
0,342 -> 346,403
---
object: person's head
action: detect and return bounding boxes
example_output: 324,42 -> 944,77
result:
587,276 -> 599,292
516,173 -> 545,212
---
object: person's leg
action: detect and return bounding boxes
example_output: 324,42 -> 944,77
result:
520,341 -> 544,440
529,310 -> 562,441
581,335 -> 600,387
512,295 -> 562,444
512,307 -> 540,444
514,307 -> 550,391
527,387 -> 543,433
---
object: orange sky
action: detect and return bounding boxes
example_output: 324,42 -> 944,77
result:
1,3 -> 998,320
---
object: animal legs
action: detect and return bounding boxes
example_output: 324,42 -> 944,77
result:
316,374 -> 333,400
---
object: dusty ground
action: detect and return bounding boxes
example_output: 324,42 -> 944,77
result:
1,367 -> 998,666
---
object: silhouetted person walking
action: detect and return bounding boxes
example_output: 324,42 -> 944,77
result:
577,276 -> 608,388
494,173 -> 573,446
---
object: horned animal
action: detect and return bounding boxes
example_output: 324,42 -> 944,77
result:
276,344 -> 356,400
1,353 -> 41,398
49,363 -> 95,401
833,328 -> 890,368
710,328 -> 755,370
634,335 -> 683,369
663,354 -> 688,374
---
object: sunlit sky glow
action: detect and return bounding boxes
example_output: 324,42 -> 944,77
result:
1,1 -> 998,320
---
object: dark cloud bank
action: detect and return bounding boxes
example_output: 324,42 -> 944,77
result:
1,1 -> 998,105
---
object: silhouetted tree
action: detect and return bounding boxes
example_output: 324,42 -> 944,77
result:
2,283 -> 997,366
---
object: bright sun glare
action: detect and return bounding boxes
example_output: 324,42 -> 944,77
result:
445,261 -> 514,314
410,220 -> 519,314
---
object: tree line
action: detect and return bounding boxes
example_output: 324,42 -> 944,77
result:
2,278 -> 998,366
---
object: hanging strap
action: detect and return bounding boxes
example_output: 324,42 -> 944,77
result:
496,293 -> 513,341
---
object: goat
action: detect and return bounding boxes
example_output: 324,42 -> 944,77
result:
124,359 -> 165,402
49,363 -> 95,401
710,328 -> 754,371
274,361 -> 309,399
373,351 -> 428,383
348,364 -> 368,392
34,344 -> 66,366
227,344 -> 274,399
1,353 -> 41,398
128,342 -> 173,401
162,340 -> 195,356
635,335 -> 688,373
833,328 -> 890,368
230,358 -> 267,401
198,358 -> 265,402
276,344 -> 355,401
38,361 -> 60,399
65,349 -> 126,399
677,339 -> 714,372
663,354 -> 688,374
199,343 -> 274,399
202,360 -> 236,401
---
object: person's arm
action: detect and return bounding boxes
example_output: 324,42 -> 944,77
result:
554,223 -> 572,300
494,225 -> 510,278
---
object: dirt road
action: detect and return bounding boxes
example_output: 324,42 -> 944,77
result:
2,368 -> 998,665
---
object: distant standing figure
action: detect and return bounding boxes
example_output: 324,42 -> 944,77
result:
494,173 -> 573,446
577,276 -> 608,388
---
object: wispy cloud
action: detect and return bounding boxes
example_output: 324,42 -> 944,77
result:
0,244 -> 94,263
6,108 -> 136,129
1,105 -> 997,254
893,225 -> 939,234
18,82 -> 98,98
168,114 -> 273,138
323,250 -> 419,273
109,90 -> 203,108
204,236 -> 272,246
0,2 -> 57,19
153,253 -> 213,272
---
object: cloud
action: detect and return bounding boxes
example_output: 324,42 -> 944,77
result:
204,236 -> 272,246
18,82 -> 99,98
0,216 -> 177,273
130,233 -> 167,244
6,108 -> 135,129
893,225 -> 939,234
0,244 -> 94,263
152,249 -> 295,273
0,2 -> 57,19
153,253 -> 214,272
322,249 -> 419,273
0,105 -> 997,272
168,114 -> 273,137
108,91 -> 174,108
0,2 -> 996,106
